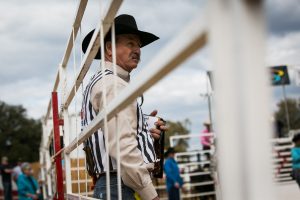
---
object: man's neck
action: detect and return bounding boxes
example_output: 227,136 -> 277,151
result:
103,61 -> 130,83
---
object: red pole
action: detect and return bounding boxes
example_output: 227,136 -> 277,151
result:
52,92 -> 64,200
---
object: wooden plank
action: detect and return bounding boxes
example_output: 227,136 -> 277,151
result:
71,170 -> 91,180
70,158 -> 86,167
71,182 -> 94,194
66,193 -> 95,200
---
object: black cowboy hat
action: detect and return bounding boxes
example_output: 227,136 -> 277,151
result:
164,147 -> 176,157
82,14 -> 159,60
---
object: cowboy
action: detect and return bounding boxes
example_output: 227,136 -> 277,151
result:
81,14 -> 166,200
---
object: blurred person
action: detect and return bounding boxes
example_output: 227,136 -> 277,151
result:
17,163 -> 41,200
200,121 -> 212,165
291,133 -> 300,188
81,14 -> 166,200
12,158 -> 22,183
163,148 -> 183,200
0,156 -> 13,200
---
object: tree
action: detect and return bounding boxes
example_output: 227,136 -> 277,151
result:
0,101 -> 42,163
274,98 -> 300,136
165,119 -> 191,152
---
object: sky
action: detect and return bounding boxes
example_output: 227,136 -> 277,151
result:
0,0 -> 300,135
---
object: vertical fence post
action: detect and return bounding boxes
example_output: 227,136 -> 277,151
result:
51,92 -> 64,200
210,0 -> 276,200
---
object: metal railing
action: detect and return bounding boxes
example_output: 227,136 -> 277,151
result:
39,0 -> 277,200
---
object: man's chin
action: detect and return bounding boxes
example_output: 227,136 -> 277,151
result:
131,61 -> 139,68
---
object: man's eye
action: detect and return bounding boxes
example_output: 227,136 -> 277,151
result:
127,42 -> 140,48
127,42 -> 134,47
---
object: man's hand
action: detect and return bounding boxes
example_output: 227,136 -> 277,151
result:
27,194 -> 38,200
181,186 -> 188,193
149,110 -> 168,140
174,182 -> 180,189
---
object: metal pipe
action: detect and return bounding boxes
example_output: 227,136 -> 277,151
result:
51,92 -> 64,200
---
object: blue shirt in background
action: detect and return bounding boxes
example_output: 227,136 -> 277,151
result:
163,157 -> 183,191
291,147 -> 300,169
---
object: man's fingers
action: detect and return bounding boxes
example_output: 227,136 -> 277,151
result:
154,120 -> 168,131
150,128 -> 161,140
158,125 -> 168,131
151,133 -> 160,140
150,128 -> 161,135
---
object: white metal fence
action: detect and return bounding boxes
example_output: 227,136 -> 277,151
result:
39,0 -> 279,200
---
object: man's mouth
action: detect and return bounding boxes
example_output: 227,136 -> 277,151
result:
131,54 -> 140,62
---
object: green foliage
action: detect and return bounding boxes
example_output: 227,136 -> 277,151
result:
0,101 -> 41,163
275,98 -> 300,135
165,119 -> 190,152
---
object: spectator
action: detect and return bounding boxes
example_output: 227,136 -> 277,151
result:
291,133 -> 300,188
164,147 -> 183,200
200,121 -> 212,166
12,158 -> 22,183
0,156 -> 13,200
17,162 -> 41,200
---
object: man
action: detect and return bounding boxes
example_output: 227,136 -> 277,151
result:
81,14 -> 166,200
163,147 -> 183,200
0,157 -> 13,200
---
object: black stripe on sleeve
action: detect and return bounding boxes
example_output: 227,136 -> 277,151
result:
93,131 -> 104,172
136,104 -> 142,151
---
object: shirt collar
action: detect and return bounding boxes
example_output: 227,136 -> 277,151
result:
104,61 -> 130,83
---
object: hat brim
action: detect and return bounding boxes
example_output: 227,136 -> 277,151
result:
82,25 -> 159,60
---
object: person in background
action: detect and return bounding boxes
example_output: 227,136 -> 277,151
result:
291,133 -> 300,188
200,121 -> 212,165
12,158 -> 22,183
17,162 -> 40,200
0,156 -> 13,200
163,147 -> 183,200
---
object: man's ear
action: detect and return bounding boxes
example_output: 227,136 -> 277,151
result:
105,42 -> 112,56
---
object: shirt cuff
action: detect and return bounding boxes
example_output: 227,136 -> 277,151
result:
136,182 -> 158,200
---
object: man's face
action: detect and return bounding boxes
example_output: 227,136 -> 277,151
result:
110,34 -> 141,72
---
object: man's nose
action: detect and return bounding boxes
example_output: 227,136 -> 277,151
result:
133,46 -> 140,54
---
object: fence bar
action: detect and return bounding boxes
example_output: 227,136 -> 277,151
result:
210,0 -> 276,200
45,146 -> 53,197
63,0 -> 123,108
65,12 -> 208,154
51,92 -> 64,200
44,0 -> 88,124
61,0 -> 88,68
